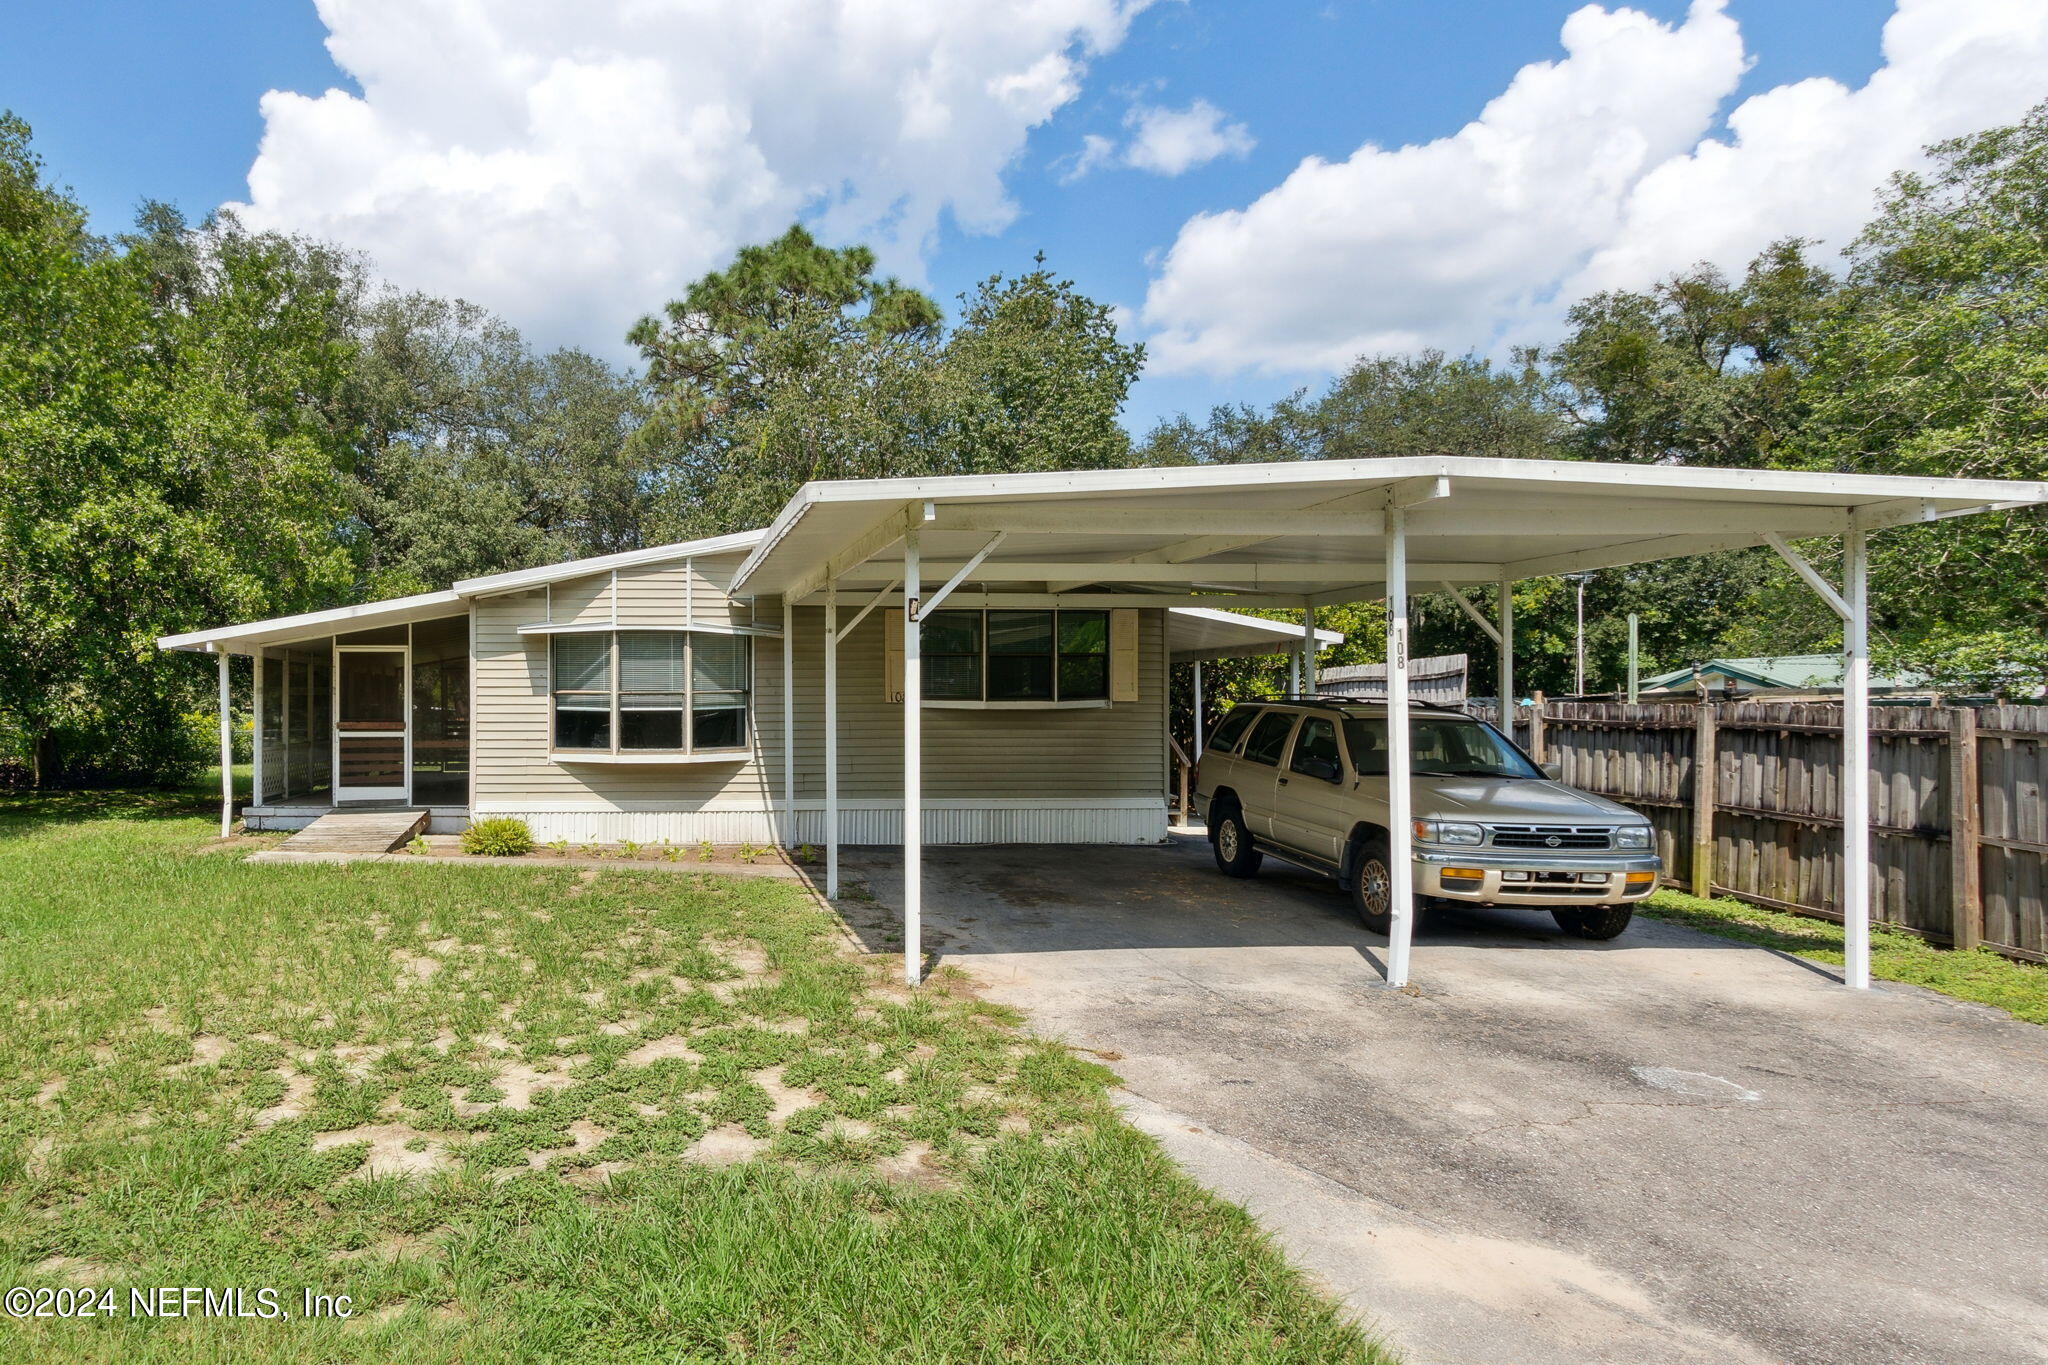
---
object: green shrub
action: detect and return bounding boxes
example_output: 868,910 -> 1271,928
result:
460,817 -> 535,857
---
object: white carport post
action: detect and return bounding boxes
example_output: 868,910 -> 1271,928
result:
1841,526 -> 1872,988
1764,525 -> 1873,989
1302,602 -> 1318,693
1498,576 -> 1515,734
901,518 -> 923,987
781,596 -> 795,848
1192,660 -> 1205,759
824,578 -> 840,899
1384,506 -> 1415,987
216,647 -> 233,838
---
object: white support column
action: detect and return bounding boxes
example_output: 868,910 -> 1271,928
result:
1842,526 -> 1872,989
1767,527 -> 1874,993
1498,576 -> 1515,735
217,649 -> 233,838
251,651 -> 265,808
781,595 -> 795,848
902,526 -> 923,987
825,579 -> 840,899
1385,508 -> 1415,987
1302,603 -> 1318,693
1192,660 -> 1205,759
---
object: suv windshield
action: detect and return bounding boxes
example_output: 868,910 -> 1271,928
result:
1342,715 -> 1541,780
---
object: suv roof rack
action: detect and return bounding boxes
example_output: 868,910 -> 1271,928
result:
1255,695 -> 1466,715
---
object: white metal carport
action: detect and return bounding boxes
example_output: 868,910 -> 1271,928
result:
731,456 -> 2048,990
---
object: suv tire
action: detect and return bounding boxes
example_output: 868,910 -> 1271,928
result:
1349,833 -> 1398,935
1212,808 -> 1263,878
1551,905 -> 1634,940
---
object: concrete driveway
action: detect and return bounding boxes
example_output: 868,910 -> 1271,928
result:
839,835 -> 2048,1365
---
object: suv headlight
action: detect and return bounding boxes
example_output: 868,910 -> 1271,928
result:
1414,819 -> 1485,846
1612,825 -> 1652,850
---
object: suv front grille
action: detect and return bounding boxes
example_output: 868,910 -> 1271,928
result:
1487,825 -> 1613,851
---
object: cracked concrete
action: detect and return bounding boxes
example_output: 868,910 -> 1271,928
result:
842,835 -> 2048,1365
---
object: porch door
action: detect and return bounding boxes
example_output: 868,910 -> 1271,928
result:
334,646 -> 409,802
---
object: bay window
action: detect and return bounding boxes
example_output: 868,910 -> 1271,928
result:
552,631 -> 751,754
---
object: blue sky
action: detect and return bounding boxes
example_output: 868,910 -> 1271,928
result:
6,1 -> 2032,435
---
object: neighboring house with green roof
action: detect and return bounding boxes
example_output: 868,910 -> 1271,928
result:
1638,654 -> 1933,700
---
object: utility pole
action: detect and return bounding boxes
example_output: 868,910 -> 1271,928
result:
1565,572 -> 1593,696
1627,612 -> 1639,703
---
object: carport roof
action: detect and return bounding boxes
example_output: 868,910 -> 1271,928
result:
1165,608 -> 1342,662
729,456 -> 2048,604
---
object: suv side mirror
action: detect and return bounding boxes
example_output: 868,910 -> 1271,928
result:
1541,761 -> 1564,781
1299,756 -> 1342,784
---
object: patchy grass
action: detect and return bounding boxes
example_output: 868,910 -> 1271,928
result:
0,784 -> 1386,1363
1644,889 -> 2048,1026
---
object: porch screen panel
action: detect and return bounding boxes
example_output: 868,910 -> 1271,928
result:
307,660 -> 332,796
411,614 -> 470,804
259,657 -> 286,802
285,659 -> 309,797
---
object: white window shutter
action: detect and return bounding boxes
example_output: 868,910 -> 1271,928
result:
884,610 -> 904,703
1109,609 -> 1139,702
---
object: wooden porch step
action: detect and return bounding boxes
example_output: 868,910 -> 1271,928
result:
273,809 -> 429,855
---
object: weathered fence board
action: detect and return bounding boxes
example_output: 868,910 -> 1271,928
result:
1474,698 -> 2047,965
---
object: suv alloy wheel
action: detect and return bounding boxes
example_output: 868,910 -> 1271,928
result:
1212,807 -> 1263,878
1349,833 -> 1396,935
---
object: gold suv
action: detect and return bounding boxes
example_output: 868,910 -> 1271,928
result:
1192,699 -> 1661,940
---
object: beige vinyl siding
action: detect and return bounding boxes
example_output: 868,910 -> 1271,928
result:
472,553 -> 1167,817
551,573 -> 612,625
470,558 -> 773,812
781,603 -> 1167,801
612,560 -> 759,629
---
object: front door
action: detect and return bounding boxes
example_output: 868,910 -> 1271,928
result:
334,646 -> 408,802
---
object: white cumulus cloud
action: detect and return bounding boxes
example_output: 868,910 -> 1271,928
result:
1139,0 -> 2048,378
228,0 -> 1150,354
1124,98 -> 1256,175
1060,97 -> 1255,180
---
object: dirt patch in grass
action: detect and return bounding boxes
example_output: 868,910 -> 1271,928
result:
0,786 -> 1386,1364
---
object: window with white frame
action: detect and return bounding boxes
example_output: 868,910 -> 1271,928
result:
551,632 -> 751,753
922,609 -> 1109,702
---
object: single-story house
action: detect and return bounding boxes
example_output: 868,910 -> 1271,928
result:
1638,654 -> 1934,701
162,455 -> 2048,991
159,528 -> 1336,848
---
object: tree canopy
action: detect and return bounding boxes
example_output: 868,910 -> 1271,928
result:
7,95 -> 2048,785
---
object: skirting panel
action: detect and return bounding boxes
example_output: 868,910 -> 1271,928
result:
476,799 -> 1169,846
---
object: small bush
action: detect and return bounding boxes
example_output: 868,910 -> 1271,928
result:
461,817 -> 535,857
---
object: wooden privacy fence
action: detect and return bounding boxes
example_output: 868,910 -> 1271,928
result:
1474,700 -> 2046,965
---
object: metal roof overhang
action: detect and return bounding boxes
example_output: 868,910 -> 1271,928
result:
158,530 -> 769,655
1165,608 -> 1343,662
156,590 -> 468,656
729,456 -> 2048,607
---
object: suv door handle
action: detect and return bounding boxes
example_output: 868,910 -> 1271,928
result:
1276,776 -> 1289,785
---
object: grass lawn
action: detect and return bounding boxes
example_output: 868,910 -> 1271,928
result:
0,785 -> 1387,1363
1643,889 -> 2048,1026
